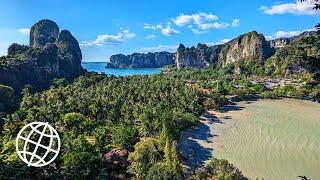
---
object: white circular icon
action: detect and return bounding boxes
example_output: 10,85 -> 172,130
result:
16,122 -> 61,167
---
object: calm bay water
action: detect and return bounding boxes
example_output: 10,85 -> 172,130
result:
82,62 -> 161,76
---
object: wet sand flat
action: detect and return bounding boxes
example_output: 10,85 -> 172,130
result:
212,99 -> 320,179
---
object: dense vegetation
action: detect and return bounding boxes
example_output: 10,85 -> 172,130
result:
1,61 -> 318,178
0,73 -> 206,179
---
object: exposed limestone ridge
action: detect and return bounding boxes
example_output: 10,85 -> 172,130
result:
218,31 -> 273,67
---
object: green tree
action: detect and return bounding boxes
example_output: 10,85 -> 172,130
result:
63,112 -> 95,134
171,142 -> 179,173
112,123 -> 139,150
62,135 -> 100,179
164,138 -> 172,169
146,163 -> 173,180
159,123 -> 169,148
127,138 -> 162,178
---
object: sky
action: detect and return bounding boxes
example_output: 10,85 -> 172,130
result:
0,0 -> 319,62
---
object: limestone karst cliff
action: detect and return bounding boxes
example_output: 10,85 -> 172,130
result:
107,52 -> 174,68
107,30 -> 318,75
269,38 -> 291,49
0,19 -> 84,92
218,31 -> 274,67
176,44 -> 208,68
175,43 -> 224,68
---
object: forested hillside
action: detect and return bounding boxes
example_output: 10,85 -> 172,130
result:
0,18 -> 319,179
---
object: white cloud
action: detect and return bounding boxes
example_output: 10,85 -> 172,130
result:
197,22 -> 229,30
260,0 -> 318,15
172,12 -> 218,27
146,34 -> 157,39
275,30 -> 302,38
266,27 -> 316,40
145,12 -> 238,36
144,23 -> 179,37
80,29 -> 136,47
172,12 -> 237,34
18,28 -> 30,35
161,26 -> 180,36
232,19 -> 240,27
135,45 -> 178,53
206,39 -> 231,46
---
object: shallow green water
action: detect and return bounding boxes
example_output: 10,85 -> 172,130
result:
212,99 -> 320,179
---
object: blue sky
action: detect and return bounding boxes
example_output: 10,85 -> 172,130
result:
0,0 -> 318,62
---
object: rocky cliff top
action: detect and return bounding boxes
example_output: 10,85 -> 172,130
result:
0,19 -> 84,92
218,31 -> 273,67
30,19 -> 60,48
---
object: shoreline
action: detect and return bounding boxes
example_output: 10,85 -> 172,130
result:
178,98 -> 320,179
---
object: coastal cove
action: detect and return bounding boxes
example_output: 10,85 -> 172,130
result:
1,11 -> 320,178
179,98 -> 320,179
82,62 -> 162,76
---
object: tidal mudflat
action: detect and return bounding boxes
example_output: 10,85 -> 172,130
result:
179,99 -> 320,179
213,99 -> 320,179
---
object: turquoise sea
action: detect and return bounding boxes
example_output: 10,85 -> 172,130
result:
82,62 -> 162,76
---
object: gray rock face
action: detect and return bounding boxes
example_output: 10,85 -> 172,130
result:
269,38 -> 291,49
30,19 -> 59,48
154,52 -> 175,67
108,52 -> 175,68
176,44 -> 209,68
175,43 -> 224,69
56,30 -> 83,75
196,43 -> 224,64
219,31 -> 274,67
